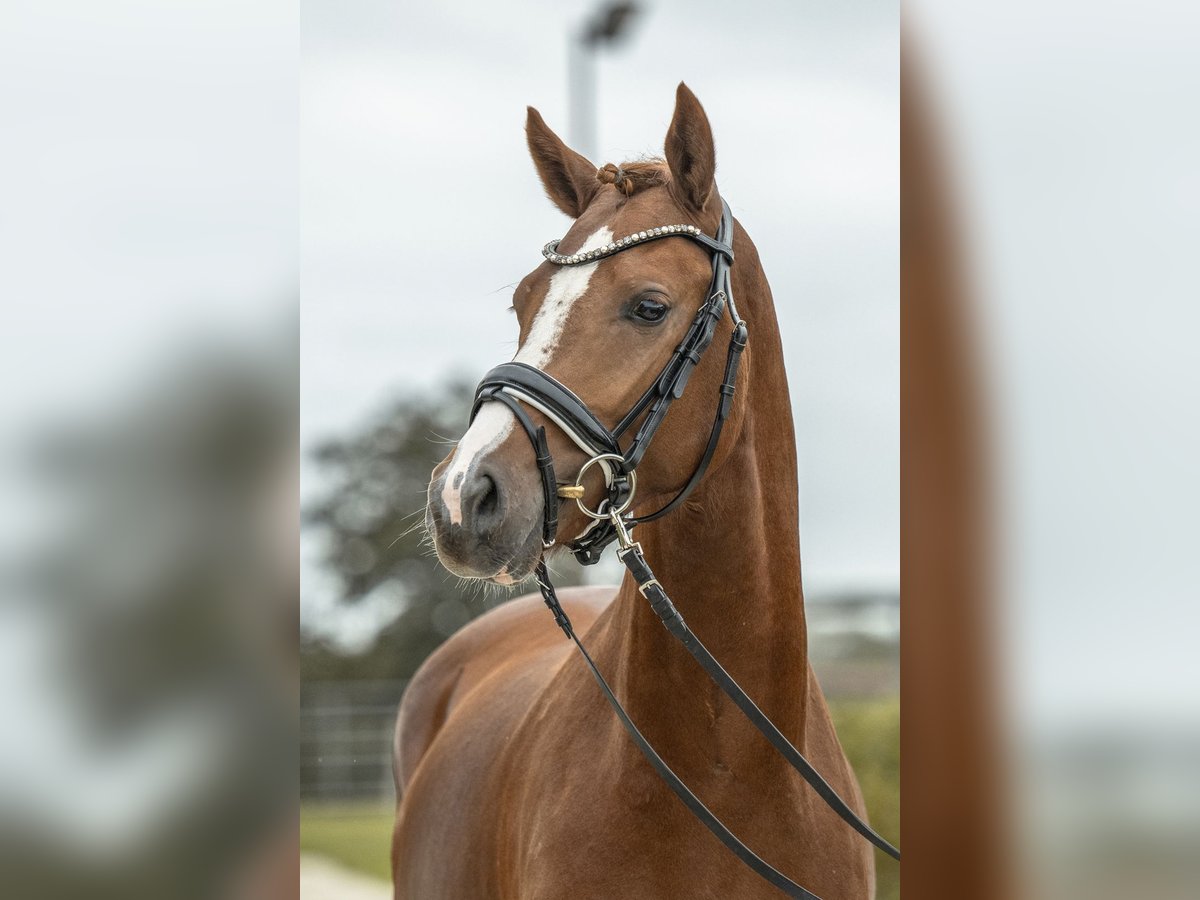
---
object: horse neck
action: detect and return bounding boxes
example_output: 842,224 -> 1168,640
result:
595,241 -> 809,761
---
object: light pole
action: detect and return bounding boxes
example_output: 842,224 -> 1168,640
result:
568,2 -> 642,160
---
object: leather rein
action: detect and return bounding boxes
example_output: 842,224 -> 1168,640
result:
470,201 -> 899,898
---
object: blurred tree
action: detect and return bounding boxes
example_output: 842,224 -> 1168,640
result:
302,380 -> 582,683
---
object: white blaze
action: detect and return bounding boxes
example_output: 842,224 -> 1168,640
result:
440,403 -> 513,525
515,227 -> 613,368
439,226 -> 613,524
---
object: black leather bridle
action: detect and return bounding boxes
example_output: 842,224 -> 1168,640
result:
470,201 -> 899,898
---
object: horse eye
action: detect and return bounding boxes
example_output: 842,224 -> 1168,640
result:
632,297 -> 668,324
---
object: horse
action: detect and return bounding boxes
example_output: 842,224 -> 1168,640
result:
392,83 -> 881,899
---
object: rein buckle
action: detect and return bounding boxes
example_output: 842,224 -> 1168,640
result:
609,511 -> 638,553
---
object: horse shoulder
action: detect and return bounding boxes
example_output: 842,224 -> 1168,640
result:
392,585 -> 614,794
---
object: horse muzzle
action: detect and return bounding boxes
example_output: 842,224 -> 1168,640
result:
426,439 -> 545,583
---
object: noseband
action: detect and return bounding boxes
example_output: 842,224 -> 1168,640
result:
470,201 -> 898,898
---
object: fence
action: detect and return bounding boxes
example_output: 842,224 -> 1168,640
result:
301,679 -> 407,804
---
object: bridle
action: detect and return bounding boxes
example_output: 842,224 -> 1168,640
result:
470,200 -> 899,898
473,211 -> 744,563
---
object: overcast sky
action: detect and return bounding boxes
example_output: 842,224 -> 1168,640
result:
300,0 -> 900,616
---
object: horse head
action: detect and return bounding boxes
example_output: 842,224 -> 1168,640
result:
426,84 -> 747,583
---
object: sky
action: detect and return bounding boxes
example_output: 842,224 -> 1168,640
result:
299,0 -> 901,625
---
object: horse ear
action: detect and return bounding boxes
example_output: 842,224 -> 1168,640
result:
664,82 -> 716,214
525,107 -> 599,218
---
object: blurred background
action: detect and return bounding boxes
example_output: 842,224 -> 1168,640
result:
1,2 -> 298,898
909,2 -> 1200,897
299,1 -> 898,896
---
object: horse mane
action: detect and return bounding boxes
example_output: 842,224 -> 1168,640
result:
596,159 -> 670,196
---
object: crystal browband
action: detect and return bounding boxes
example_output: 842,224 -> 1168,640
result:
542,224 -> 704,266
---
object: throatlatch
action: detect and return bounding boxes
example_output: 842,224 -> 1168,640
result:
470,201 -> 899,899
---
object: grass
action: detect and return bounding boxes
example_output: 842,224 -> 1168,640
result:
301,697 -> 900,898
300,804 -> 394,883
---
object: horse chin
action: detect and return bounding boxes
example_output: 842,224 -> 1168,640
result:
434,542 -> 541,585
487,565 -> 528,587
485,533 -> 543,586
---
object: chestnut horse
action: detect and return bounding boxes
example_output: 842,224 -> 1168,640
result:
393,84 -> 879,898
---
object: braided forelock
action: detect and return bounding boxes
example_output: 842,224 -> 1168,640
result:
596,159 -> 671,197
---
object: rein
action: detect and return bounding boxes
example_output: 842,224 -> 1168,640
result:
470,201 -> 899,898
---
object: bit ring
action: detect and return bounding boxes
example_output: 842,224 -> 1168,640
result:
573,454 -> 636,520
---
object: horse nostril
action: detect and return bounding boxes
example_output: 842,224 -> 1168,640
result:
475,472 -> 499,521
460,469 -> 504,535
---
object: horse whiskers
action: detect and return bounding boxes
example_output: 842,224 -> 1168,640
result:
486,280 -> 520,297
387,507 -> 434,549
396,515 -> 429,541
445,571 -> 508,607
